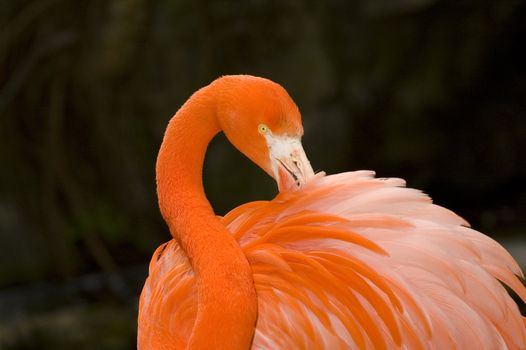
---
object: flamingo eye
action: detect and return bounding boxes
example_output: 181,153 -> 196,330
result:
258,124 -> 270,135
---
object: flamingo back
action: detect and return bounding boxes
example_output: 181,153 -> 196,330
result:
139,171 -> 526,349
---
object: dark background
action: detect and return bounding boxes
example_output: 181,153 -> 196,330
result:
1,0 -> 525,349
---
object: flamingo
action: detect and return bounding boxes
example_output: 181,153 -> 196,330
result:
138,75 -> 526,349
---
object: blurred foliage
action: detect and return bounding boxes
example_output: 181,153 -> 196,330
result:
2,302 -> 135,350
0,0 -> 525,348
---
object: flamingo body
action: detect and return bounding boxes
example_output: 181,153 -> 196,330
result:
138,75 -> 526,349
140,171 -> 526,349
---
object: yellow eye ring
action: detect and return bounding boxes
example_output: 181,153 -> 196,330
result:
258,124 -> 269,135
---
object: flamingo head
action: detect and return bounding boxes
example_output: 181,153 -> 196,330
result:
216,75 -> 314,192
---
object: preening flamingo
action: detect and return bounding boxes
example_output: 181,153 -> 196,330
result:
138,75 -> 526,349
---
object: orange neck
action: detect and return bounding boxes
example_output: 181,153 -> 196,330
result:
156,86 -> 257,349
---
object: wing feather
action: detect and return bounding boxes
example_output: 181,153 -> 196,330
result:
139,171 -> 526,349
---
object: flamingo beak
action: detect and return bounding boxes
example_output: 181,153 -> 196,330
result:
268,136 -> 314,192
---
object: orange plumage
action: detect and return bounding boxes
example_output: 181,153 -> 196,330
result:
138,75 -> 526,349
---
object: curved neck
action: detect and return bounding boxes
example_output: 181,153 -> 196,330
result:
156,86 -> 257,349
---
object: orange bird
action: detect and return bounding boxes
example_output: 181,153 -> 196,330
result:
138,75 -> 526,349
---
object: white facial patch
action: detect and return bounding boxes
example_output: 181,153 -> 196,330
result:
263,133 -> 314,189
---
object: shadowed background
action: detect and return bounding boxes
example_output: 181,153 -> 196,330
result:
1,0 -> 525,349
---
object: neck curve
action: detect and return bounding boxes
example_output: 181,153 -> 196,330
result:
156,85 -> 258,349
